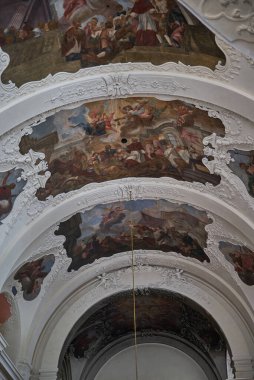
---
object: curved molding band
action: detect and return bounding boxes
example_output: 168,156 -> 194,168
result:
26,262 -> 254,377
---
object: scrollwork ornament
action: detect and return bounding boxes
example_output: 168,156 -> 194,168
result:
202,0 -> 254,21
238,16 -> 254,36
0,36 -> 242,109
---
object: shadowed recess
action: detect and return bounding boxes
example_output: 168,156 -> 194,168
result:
60,289 -> 227,376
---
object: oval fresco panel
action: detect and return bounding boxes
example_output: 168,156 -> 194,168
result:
227,149 -> 254,198
13,254 -> 55,300
19,98 -> 225,200
1,1 -> 225,86
56,199 -> 212,271
0,168 -> 26,223
219,242 -> 254,286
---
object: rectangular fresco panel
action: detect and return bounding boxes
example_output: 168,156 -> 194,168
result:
56,199 -> 212,271
19,98 -> 225,200
0,0 -> 225,86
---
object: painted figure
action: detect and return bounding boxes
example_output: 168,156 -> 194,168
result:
131,0 -> 159,46
19,98 -> 224,200
14,255 -> 55,300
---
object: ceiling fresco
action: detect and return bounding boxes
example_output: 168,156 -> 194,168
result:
0,0 -> 225,86
67,289 -> 226,361
56,199 -> 212,271
12,254 -> 55,301
228,149 -> 254,198
0,169 -> 26,223
219,242 -> 254,286
19,98 -> 225,200
0,293 -> 12,325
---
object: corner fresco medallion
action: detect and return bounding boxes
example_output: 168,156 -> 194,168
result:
20,98 -> 225,200
219,242 -> 254,286
228,149 -> 254,198
0,0 -> 225,86
56,199 -> 212,271
12,254 -> 55,301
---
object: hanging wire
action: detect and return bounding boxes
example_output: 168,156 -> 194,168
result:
129,190 -> 139,380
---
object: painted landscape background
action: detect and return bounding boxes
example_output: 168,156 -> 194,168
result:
20,98 -> 225,200
0,0 -> 225,86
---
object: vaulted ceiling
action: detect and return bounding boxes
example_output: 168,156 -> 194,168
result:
0,1 -> 254,379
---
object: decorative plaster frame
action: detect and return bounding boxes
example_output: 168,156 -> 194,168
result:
178,0 -> 254,57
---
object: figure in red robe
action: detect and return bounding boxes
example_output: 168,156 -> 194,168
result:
131,0 -> 159,46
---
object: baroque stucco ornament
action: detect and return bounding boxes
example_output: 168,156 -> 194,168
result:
0,36 -> 241,109
202,0 -> 254,20
0,98 -> 254,282
178,0 -> 254,59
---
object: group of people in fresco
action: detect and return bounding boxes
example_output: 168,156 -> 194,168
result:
34,102 -> 209,200
61,0 -> 186,65
68,207 -> 208,271
0,0 -> 186,67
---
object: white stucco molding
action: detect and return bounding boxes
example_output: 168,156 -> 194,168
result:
1,37 -> 254,127
178,0 -> 254,58
25,262 -> 254,379
2,178 -> 254,291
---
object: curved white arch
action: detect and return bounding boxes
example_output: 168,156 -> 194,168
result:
25,259 -> 254,378
1,69 -> 254,137
2,179 -> 254,290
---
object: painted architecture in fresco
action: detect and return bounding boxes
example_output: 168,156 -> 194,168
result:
20,98 -> 225,200
13,255 -> 55,300
228,149 -> 254,198
68,290 -> 225,361
219,242 -> 254,286
0,169 -> 26,222
56,199 -> 211,271
0,0 -> 225,85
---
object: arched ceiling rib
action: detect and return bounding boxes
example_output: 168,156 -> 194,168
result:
0,1 -> 254,378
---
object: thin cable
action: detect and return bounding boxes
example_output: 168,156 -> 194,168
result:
129,190 -> 139,380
